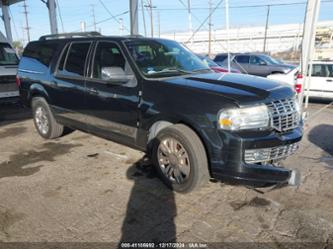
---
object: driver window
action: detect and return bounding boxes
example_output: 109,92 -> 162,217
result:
93,42 -> 135,84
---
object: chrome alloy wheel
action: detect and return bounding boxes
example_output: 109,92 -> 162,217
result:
157,137 -> 191,184
35,106 -> 49,135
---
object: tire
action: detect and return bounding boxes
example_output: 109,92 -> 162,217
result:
152,124 -> 209,193
31,97 -> 64,139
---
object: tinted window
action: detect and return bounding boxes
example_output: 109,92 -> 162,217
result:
215,54 -> 227,62
235,55 -> 250,64
93,42 -> 127,79
23,42 -> 58,67
58,45 -> 69,72
312,64 -> 333,77
328,65 -> 333,77
62,42 -> 91,77
312,64 -> 327,77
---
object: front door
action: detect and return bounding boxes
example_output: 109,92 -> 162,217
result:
85,41 -> 140,145
249,55 -> 270,77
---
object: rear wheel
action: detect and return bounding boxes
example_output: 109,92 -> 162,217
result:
31,97 -> 64,139
152,124 -> 209,193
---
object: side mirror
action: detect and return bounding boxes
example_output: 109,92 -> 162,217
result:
259,61 -> 267,66
101,67 -> 130,84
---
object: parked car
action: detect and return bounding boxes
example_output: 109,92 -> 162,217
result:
18,32 -> 303,193
196,54 -> 240,73
214,53 -> 295,77
267,67 -> 303,94
0,32 -> 20,102
304,61 -> 333,100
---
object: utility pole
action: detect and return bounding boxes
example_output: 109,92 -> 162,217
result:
208,0 -> 212,57
91,4 -> 97,31
263,5 -> 270,53
22,0 -> 30,42
119,18 -> 124,35
145,0 -> 156,37
158,11 -> 161,38
187,0 -> 193,46
47,0 -> 58,34
225,0 -> 230,72
141,0 -> 147,36
130,0 -> 139,35
80,21 -> 86,32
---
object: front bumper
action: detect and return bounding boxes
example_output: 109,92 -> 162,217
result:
210,127 -> 303,187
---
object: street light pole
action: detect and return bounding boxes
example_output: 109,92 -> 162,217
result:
263,5 -> 270,53
225,0 -> 230,72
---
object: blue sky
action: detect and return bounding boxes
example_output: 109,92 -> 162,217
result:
1,0 -> 333,43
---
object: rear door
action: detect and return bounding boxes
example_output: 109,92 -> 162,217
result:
233,55 -> 250,74
308,63 -> 326,98
321,63 -> 333,99
84,41 -> 140,145
52,41 -> 93,127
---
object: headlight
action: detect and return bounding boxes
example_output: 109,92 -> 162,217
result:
218,105 -> 269,130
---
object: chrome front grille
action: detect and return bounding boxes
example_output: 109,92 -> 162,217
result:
245,142 -> 299,164
267,98 -> 300,132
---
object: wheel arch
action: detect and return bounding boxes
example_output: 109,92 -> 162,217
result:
146,117 -> 213,177
28,83 -> 50,106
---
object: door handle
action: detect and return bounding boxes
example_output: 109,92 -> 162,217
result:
326,79 -> 333,82
88,88 -> 99,95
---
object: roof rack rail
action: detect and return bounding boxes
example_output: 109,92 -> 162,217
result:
39,32 -> 102,41
123,34 -> 145,38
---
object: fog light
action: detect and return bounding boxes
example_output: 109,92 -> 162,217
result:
245,148 -> 271,163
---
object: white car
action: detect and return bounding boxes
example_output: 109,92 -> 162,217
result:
305,61 -> 333,99
268,61 -> 333,100
267,66 -> 302,94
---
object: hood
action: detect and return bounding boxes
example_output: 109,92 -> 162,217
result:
163,73 -> 295,105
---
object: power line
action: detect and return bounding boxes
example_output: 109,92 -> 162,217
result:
91,4 -> 97,31
154,0 -> 333,11
22,0 -> 31,42
56,0 -> 65,32
71,10 -> 129,32
186,0 -> 224,43
98,0 -> 130,32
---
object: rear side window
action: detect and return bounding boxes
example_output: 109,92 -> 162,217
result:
23,42 -> 59,67
311,64 -> 333,77
235,55 -> 250,64
312,64 -> 327,77
58,42 -> 91,77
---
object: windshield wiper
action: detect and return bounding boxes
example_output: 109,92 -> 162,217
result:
191,68 -> 212,73
148,68 -> 193,76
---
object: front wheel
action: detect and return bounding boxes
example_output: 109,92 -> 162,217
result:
152,124 -> 209,193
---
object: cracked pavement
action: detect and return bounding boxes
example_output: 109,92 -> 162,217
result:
0,101 -> 332,248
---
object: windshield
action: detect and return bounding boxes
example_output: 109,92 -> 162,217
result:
260,55 -> 281,65
197,55 -> 219,67
125,39 -> 210,78
0,43 -> 18,65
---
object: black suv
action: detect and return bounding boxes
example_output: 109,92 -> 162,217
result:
18,32 -> 303,193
